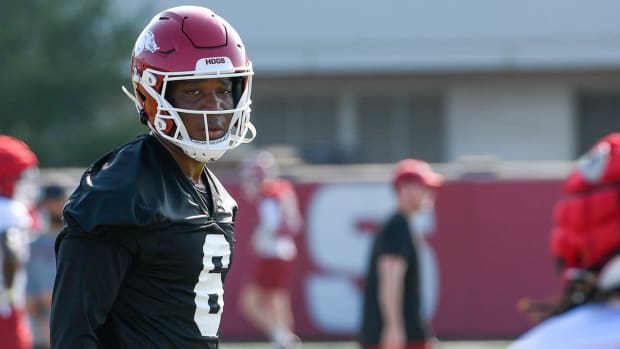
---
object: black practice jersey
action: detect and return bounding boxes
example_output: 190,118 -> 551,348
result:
50,134 -> 237,349
359,212 -> 429,346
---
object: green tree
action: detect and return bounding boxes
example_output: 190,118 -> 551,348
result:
0,0 -> 147,166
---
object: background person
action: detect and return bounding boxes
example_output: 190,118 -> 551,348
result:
0,135 -> 39,349
359,158 -> 443,349
26,184 -> 67,349
238,150 -> 303,349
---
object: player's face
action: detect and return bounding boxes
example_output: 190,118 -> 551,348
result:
240,173 -> 261,200
397,181 -> 434,213
42,196 -> 68,224
166,78 -> 235,141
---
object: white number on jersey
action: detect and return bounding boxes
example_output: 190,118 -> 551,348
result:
193,234 -> 231,337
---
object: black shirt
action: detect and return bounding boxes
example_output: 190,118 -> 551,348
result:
50,134 -> 237,349
359,212 -> 428,346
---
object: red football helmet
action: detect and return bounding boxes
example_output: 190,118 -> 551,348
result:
241,151 -> 279,181
240,150 -> 279,200
550,133 -> 620,291
0,135 -> 38,200
122,6 -> 255,162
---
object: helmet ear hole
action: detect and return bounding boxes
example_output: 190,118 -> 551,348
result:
143,71 -> 157,86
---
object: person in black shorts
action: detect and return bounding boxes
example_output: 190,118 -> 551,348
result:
50,6 -> 256,349
360,158 -> 443,349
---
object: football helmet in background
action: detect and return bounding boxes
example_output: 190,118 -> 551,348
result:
551,133 -> 620,292
241,151 -> 279,182
240,150 -> 279,200
0,135 -> 38,204
123,5 -> 255,162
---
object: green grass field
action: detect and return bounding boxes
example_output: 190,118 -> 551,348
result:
221,340 -> 511,349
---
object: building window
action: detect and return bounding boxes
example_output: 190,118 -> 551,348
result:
358,95 -> 444,163
253,93 -> 443,164
252,96 -> 339,163
577,92 -> 620,156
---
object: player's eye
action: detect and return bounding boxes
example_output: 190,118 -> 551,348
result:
187,89 -> 200,95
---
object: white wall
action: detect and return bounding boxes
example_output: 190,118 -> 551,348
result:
446,78 -> 575,161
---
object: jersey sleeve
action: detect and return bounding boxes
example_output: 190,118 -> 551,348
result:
375,216 -> 411,258
50,234 -> 134,349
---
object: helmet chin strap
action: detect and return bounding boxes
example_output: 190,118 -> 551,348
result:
138,110 -> 149,125
179,143 -> 226,163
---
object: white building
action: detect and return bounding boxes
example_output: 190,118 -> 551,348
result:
116,0 -> 620,164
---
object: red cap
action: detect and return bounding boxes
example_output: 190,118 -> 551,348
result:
0,135 -> 38,198
392,158 -> 443,189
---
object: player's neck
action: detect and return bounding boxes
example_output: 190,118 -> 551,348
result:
398,205 -> 416,217
156,136 -> 206,183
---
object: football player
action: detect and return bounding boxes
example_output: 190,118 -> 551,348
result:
509,133 -> 620,348
238,150 -> 303,349
27,184 -> 68,349
0,135 -> 39,349
50,6 -> 255,349
359,159 -> 443,349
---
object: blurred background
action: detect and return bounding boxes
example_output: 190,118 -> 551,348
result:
5,0 -> 620,346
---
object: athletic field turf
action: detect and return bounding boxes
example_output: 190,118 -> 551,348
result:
221,340 -> 511,349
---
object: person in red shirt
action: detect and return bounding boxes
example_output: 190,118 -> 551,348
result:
238,150 -> 303,349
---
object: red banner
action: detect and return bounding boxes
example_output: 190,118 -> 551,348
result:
220,179 -> 564,340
